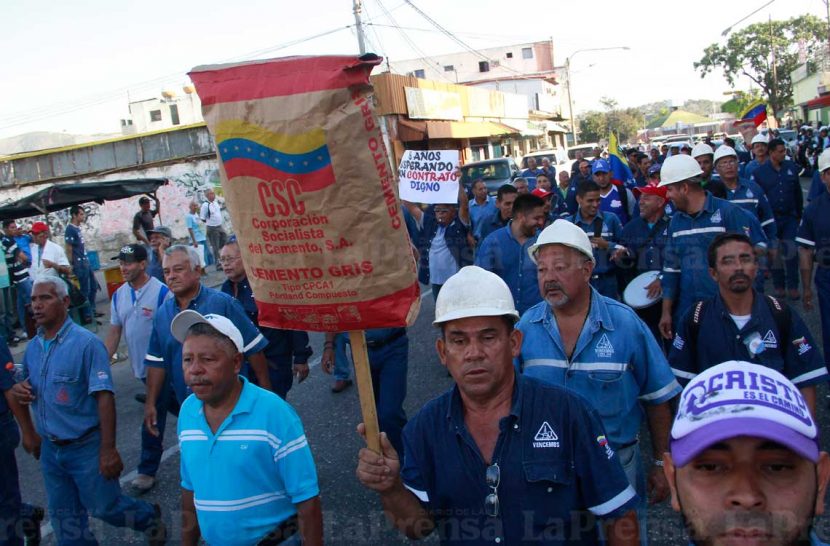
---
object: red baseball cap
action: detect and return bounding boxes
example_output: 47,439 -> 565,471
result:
31,221 -> 49,234
531,187 -> 553,199
633,181 -> 667,200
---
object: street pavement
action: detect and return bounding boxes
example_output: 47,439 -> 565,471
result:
12,177 -> 830,545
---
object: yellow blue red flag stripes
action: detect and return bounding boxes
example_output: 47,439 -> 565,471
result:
737,100 -> 768,128
608,133 -> 635,189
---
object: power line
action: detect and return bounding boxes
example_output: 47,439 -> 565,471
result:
366,23 -> 532,42
400,0 -> 524,76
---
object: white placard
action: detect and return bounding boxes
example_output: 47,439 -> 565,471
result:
398,150 -> 460,204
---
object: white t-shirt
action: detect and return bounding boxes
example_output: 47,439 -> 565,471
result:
729,313 -> 751,330
30,239 -> 70,279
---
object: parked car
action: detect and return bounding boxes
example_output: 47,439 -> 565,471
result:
459,157 -> 520,195
521,149 -> 572,173
567,143 -> 599,162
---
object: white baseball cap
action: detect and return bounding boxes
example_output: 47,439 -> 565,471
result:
670,361 -> 819,467
171,309 -> 244,353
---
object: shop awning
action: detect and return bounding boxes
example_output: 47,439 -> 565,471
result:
499,119 -> 544,137
545,121 -> 570,133
807,95 -> 830,110
426,121 -> 517,139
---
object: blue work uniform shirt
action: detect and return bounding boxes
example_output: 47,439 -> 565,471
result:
178,376 -> 319,546
725,178 -> 777,242
662,193 -> 768,319
808,170 -> 824,202
474,208 -> 509,243
752,159 -> 804,219
221,277 -> 312,367
569,211 -> 623,275
797,191 -> 830,268
401,372 -> 638,546
23,317 -> 113,441
474,223 -> 542,315
744,158 -> 764,182
516,291 -> 681,448
144,285 -> 269,403
669,291 -> 827,388
469,198 -> 497,232
619,215 -> 670,273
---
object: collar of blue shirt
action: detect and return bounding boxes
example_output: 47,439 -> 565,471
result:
526,287 -> 616,332
445,370 -> 523,426
36,316 -> 76,345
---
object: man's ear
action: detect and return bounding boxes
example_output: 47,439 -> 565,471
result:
815,452 -> 830,516
663,452 -> 682,512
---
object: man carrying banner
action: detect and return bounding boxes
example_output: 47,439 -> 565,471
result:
356,266 -> 640,545
404,189 -> 472,301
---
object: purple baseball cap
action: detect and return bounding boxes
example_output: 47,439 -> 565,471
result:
670,360 -> 819,467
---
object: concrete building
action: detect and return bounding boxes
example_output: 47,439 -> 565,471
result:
791,50 -> 830,125
121,86 -> 204,135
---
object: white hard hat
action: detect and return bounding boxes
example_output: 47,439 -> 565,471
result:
433,266 -> 519,325
713,145 -> 737,166
527,219 -> 594,264
819,149 -> 830,173
657,154 -> 704,187
750,133 -> 769,146
691,142 -> 714,158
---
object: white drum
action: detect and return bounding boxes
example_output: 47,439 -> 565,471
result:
623,270 -> 662,309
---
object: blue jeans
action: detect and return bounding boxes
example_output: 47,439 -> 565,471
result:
73,262 -> 97,320
40,429 -> 156,545
617,442 -> 647,546
138,378 -> 179,477
332,333 -> 351,381
0,412 -> 23,546
366,335 -> 409,456
772,216 -> 800,291
15,279 -> 32,334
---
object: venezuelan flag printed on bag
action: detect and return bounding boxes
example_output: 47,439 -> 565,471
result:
189,56 -> 420,332
607,132 -> 635,189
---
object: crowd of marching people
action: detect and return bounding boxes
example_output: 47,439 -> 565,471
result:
2,122 -> 830,545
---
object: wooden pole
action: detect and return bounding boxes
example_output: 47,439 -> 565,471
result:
348,330 -> 381,454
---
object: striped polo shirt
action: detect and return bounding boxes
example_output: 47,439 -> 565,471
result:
178,376 -> 319,546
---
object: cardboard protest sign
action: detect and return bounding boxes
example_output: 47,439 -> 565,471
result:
188,56 -> 421,333
398,150 -> 460,204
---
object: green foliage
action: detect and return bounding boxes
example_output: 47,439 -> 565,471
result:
579,100 -> 644,143
694,14 -> 827,119
721,91 -> 764,114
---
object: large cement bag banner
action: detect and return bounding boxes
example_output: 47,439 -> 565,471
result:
189,55 -> 420,332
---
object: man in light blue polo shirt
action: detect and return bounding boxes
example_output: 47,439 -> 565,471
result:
517,220 -> 681,545
143,245 -> 271,439
173,310 -> 321,546
475,193 -> 546,314
104,244 -> 173,493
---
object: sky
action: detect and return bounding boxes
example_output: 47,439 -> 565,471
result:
0,0 -> 826,139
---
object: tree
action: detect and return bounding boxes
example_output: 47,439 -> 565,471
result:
579,103 -> 643,144
579,111 -> 607,143
694,14 -> 827,121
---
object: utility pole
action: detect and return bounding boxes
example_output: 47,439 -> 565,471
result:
353,0 -> 367,55
769,15 -> 779,127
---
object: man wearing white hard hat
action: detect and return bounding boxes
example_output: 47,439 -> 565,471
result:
517,219 -> 680,542
172,310 -> 322,545
664,361 -> 830,546
356,266 -> 641,546
754,138 -> 804,301
798,148 -> 830,371
744,133 -> 769,182
690,142 -> 727,199
657,154 -> 768,341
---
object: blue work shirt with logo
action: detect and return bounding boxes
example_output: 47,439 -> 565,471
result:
569,211 -> 623,276
401,372 -> 638,546
662,194 -> 768,320
669,291 -> 827,388
724,178 -> 777,242
752,159 -> 804,219
516,290 -> 681,449
474,223 -> 542,315
22,318 -> 113,441
797,191 -> 830,268
144,285 -> 269,403
620,215 -> 671,274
